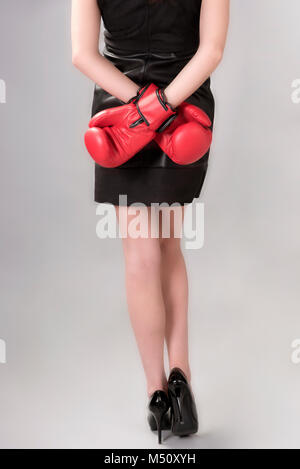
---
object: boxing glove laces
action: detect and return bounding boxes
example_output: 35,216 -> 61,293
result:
121,85 -> 212,165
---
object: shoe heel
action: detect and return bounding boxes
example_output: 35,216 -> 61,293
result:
147,390 -> 170,444
169,385 -> 183,423
149,409 -> 166,444
168,377 -> 198,436
156,417 -> 162,445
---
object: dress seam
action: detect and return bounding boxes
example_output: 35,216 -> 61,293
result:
98,165 -> 208,171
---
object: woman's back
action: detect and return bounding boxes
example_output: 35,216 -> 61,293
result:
92,0 -> 214,205
97,0 -> 203,54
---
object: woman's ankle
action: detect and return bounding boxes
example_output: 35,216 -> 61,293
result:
169,363 -> 191,383
147,379 -> 168,397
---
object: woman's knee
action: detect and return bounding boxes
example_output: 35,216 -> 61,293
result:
159,237 -> 182,256
123,240 -> 161,277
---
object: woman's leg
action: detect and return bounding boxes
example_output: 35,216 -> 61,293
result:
115,206 -> 167,396
159,207 -> 191,382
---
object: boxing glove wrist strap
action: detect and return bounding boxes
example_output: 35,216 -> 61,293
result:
126,85 -> 145,104
154,89 -> 177,132
129,83 -> 177,131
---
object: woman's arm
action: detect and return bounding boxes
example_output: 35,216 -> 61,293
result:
72,0 -> 229,108
71,0 -> 140,103
164,0 -> 230,108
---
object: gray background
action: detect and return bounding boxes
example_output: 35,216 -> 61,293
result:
0,0 -> 299,449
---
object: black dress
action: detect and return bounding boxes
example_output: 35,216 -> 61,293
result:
92,0 -> 215,206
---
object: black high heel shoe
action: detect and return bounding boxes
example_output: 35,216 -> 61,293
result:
147,390 -> 171,444
168,368 -> 198,437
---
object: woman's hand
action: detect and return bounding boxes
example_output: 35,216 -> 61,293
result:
71,0 -> 140,103
164,0 -> 230,108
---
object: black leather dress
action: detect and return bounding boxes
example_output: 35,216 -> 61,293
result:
92,0 -> 215,206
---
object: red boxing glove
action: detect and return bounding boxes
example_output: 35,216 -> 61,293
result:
155,102 -> 212,165
85,83 -> 177,168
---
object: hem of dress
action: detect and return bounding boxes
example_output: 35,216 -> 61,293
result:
94,165 -> 208,207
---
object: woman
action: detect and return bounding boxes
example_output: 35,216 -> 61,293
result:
72,0 -> 229,444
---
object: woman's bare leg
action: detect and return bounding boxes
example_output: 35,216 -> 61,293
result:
116,206 -> 167,396
159,207 -> 191,382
